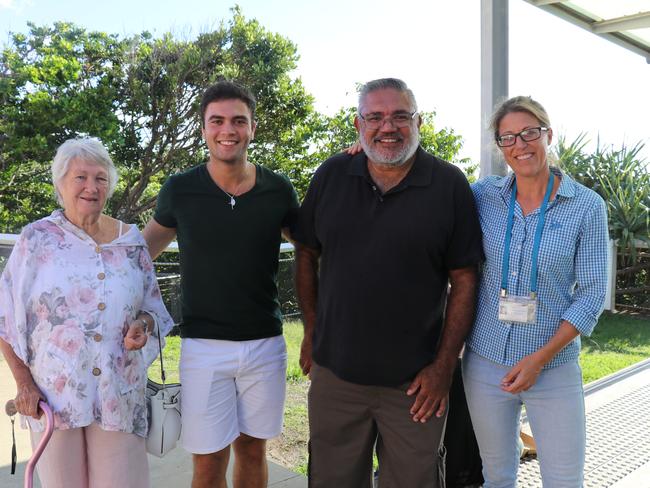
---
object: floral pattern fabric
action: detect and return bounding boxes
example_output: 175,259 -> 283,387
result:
0,210 -> 174,437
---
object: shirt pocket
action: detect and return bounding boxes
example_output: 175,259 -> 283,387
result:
119,349 -> 146,394
32,341 -> 81,389
538,228 -> 577,279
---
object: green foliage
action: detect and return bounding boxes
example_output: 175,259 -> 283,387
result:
0,22 -> 126,231
591,144 -> 649,266
0,10 -> 473,230
554,135 -> 650,265
0,9 -> 316,230
555,135 -> 649,308
290,107 -> 475,199
419,112 -> 477,182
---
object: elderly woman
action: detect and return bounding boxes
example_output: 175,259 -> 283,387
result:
0,137 -> 174,488
462,96 -> 609,487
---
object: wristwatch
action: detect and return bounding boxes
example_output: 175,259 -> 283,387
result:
138,318 -> 150,334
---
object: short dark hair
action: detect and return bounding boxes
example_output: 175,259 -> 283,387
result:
200,81 -> 257,126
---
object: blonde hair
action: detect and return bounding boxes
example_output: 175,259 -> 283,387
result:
490,96 -> 551,141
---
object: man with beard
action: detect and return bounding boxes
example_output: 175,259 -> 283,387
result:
293,78 -> 483,488
144,81 -> 298,488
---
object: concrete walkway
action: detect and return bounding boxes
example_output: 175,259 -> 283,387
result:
5,351 -> 649,488
518,359 -> 650,488
0,357 -> 306,487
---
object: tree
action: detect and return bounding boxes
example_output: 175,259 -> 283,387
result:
0,22 -> 127,230
0,8 -> 316,230
0,9 -> 474,231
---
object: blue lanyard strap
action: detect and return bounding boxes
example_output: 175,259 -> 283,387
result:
500,172 -> 554,297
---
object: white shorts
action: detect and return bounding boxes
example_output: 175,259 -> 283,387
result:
179,335 -> 287,454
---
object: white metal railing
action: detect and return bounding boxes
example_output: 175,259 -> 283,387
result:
0,233 -> 295,254
1,233 -> 624,311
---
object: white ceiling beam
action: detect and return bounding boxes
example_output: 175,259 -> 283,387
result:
523,0 -> 650,63
592,12 -> 650,34
530,0 -> 566,6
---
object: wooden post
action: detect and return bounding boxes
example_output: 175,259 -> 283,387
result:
605,239 -> 617,312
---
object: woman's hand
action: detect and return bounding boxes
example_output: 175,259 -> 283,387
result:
345,142 -> 363,155
500,353 -> 545,394
124,320 -> 148,351
501,321 -> 580,394
15,380 -> 45,419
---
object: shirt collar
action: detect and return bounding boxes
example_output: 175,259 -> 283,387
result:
494,167 -> 576,199
45,209 -> 143,247
347,146 -> 433,188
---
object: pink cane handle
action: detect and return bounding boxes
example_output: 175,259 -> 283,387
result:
24,401 -> 54,488
4,399 -> 54,488
5,399 -> 17,416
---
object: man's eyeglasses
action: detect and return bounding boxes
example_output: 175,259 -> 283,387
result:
496,127 -> 548,147
358,111 -> 418,130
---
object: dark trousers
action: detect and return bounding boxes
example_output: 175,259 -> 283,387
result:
308,363 -> 446,488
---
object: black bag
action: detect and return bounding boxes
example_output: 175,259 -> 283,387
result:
443,360 -> 484,487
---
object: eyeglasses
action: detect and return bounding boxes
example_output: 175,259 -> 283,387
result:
496,127 -> 548,147
358,111 -> 418,129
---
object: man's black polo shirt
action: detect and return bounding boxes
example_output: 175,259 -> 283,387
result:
294,147 -> 483,386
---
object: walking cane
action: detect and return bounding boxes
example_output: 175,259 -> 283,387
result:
5,399 -> 54,488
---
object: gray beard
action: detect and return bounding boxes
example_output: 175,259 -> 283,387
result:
360,134 -> 419,167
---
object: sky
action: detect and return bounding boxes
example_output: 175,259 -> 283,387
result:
1,0 -> 649,166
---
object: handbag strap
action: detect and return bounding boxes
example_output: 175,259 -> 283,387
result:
155,320 -> 167,389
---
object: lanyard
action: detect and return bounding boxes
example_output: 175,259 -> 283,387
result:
501,172 -> 554,298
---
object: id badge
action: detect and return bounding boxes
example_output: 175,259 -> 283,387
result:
498,295 -> 537,324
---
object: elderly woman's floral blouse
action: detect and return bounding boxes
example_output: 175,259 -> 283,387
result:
0,210 -> 174,437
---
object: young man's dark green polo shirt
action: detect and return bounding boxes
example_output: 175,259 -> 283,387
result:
154,163 -> 299,340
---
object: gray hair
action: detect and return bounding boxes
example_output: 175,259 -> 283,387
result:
358,78 -> 418,114
52,138 -> 118,206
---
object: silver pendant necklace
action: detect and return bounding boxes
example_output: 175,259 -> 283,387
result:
219,172 -> 246,210
221,189 -> 237,209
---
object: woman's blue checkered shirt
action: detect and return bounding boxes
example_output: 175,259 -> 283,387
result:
466,168 -> 609,369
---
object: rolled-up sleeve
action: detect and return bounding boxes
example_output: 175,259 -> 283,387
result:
561,197 -> 609,336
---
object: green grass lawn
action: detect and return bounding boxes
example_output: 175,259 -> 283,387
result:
579,312 -> 650,384
147,334 -> 181,384
147,321 -> 305,384
150,313 -> 650,386
148,312 -> 649,473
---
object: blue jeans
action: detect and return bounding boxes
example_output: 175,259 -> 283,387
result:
462,349 -> 586,488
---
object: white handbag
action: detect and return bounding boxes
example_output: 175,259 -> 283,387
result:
145,324 -> 181,457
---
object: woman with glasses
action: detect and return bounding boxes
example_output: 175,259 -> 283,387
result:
462,96 -> 609,487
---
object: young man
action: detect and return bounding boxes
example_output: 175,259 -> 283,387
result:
144,81 -> 298,488
294,78 -> 483,488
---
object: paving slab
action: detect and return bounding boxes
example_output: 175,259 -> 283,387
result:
518,361 -> 650,488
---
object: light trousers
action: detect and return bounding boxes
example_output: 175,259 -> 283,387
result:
30,422 -> 149,488
462,349 -> 586,488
